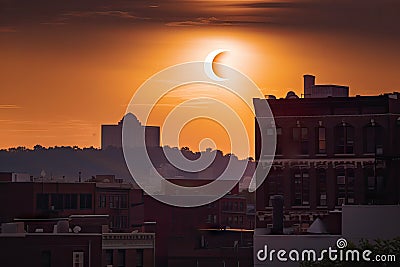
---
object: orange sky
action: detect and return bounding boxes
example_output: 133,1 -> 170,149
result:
1,0 -> 400,157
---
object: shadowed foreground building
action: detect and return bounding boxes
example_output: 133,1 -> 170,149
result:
254,75 -> 400,232
0,217 -> 155,267
0,175 -> 255,266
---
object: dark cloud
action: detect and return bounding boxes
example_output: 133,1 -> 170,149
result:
228,1 -> 308,9
225,0 -> 400,38
63,10 -> 138,19
0,0 -> 399,40
165,17 -> 231,27
164,16 -> 265,27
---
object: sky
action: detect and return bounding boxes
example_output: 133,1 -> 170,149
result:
1,0 -> 400,157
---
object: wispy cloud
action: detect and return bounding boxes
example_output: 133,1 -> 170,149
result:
4,129 -> 49,132
125,103 -> 207,109
227,1 -> 306,9
0,104 -> 22,109
166,17 -> 232,27
0,26 -> 17,33
63,10 -> 139,20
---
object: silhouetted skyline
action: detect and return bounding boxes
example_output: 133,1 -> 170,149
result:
1,1 -> 400,150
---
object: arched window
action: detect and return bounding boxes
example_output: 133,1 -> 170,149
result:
363,122 -> 383,154
334,123 -> 354,154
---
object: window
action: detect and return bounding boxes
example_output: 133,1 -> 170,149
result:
110,195 -> 126,209
72,252 -> 84,267
292,170 -> 310,206
117,250 -> 125,267
136,249 -> 144,267
317,169 -> 327,206
335,123 -> 354,154
363,123 -> 383,154
266,171 -> 283,206
105,250 -> 113,266
365,167 -> 385,204
316,127 -> 326,154
120,195 -> 128,209
51,194 -> 63,210
41,251 -> 51,267
206,214 -> 212,223
276,127 -> 283,155
99,195 -> 106,208
79,194 -> 92,209
37,194 -> 49,210
336,168 -> 355,205
65,194 -> 78,209
111,215 -> 128,229
239,202 -> 244,211
293,127 -> 309,154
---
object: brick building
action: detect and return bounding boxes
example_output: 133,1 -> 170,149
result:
0,175 -> 255,266
0,175 -> 144,233
143,179 -> 255,267
254,75 -> 400,232
0,218 -> 155,267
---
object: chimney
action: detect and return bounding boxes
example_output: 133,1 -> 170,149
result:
303,75 -> 315,98
271,195 -> 284,234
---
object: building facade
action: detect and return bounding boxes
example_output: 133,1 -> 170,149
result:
0,219 -> 155,267
254,78 -> 400,232
0,175 -> 144,233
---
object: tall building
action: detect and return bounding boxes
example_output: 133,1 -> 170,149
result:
254,75 -> 400,232
101,113 -> 160,149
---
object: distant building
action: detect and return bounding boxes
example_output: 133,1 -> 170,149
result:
303,74 -> 349,98
101,113 -> 160,149
254,76 -> 400,232
0,172 -> 31,182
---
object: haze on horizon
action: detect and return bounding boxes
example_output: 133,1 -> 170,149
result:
1,0 -> 399,157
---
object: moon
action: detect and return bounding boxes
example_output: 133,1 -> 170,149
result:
204,49 -> 229,81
